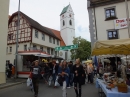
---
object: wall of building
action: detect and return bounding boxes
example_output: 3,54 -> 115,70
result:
0,0 -> 9,84
32,28 -> 60,48
87,0 -> 97,49
95,1 -> 130,40
6,43 -> 31,64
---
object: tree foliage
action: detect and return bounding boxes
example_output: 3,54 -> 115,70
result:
70,36 -> 91,61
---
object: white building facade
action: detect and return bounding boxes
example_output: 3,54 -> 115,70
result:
87,0 -> 130,48
0,0 -> 10,84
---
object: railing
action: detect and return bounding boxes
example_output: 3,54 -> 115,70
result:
28,47 -> 46,52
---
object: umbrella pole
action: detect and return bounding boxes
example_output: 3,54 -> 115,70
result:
115,55 -> 118,69
126,55 -> 128,68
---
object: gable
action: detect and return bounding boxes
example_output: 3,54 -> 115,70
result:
9,11 -> 60,40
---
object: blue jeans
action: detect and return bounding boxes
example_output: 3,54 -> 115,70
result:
52,73 -> 56,84
66,77 -> 69,87
69,73 -> 74,86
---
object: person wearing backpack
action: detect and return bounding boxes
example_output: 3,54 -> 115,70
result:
30,60 -> 41,97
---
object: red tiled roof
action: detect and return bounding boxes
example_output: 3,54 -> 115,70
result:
49,28 -> 66,46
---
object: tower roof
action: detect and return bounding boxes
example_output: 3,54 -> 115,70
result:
60,4 -> 69,15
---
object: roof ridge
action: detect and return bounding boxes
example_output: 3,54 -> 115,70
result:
47,27 -> 60,32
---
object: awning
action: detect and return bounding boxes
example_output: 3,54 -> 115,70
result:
18,52 -> 51,57
92,38 -> 130,56
34,54 -> 51,57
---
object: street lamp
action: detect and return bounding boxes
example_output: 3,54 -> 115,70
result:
125,0 -> 130,38
15,0 -> 20,78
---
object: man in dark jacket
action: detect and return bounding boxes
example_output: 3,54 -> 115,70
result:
7,61 -> 13,78
68,61 -> 74,87
52,60 -> 59,87
30,60 -> 41,97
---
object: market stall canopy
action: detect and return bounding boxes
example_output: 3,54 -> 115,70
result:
103,59 -> 111,63
92,39 -> 130,56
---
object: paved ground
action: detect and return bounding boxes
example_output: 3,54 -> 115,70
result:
0,82 -> 98,97
0,78 -> 26,89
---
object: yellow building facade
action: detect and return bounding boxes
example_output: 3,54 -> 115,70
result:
0,0 -> 10,84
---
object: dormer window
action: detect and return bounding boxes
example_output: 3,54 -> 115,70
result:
63,20 -> 65,26
69,20 -> 72,26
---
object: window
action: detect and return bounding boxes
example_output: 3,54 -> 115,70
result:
105,7 -> 117,20
42,33 -> 45,41
55,51 -> 57,56
10,47 -> 12,52
33,45 -> 37,50
69,20 -> 72,25
57,40 -> 59,45
8,34 -> 13,40
24,45 -> 27,51
40,46 -> 43,51
107,30 -> 118,40
47,47 -> 50,54
35,30 -> 38,38
49,36 -> 52,43
63,20 -> 65,26
51,49 -> 54,55
14,20 -> 20,26
53,38 -> 55,44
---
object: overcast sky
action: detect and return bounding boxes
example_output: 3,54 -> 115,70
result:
9,0 -> 90,41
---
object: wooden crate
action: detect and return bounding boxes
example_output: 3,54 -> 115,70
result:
117,83 -> 128,93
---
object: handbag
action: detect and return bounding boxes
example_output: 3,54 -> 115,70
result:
58,75 -> 64,85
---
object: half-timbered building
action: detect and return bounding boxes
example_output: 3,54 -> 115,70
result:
7,4 -> 75,77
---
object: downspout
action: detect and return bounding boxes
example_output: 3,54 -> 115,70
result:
93,7 -> 98,40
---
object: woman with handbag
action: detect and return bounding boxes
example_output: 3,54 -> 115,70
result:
58,60 -> 70,97
30,60 -> 41,97
73,58 -> 84,97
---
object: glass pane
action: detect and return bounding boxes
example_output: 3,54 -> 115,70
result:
113,31 -> 117,37
106,10 -> 110,18
108,32 -> 112,38
111,9 -> 115,16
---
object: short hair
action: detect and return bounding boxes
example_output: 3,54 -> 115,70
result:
35,60 -> 39,63
70,61 -> 73,63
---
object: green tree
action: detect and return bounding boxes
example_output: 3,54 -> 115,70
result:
70,36 -> 91,61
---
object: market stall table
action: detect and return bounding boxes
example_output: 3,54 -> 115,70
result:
96,78 -> 130,97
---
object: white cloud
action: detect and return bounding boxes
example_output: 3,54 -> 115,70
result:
9,0 -> 90,41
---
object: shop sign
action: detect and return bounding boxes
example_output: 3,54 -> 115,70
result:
114,18 -> 130,29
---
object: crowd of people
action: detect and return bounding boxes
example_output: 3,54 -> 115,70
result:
29,58 -> 97,97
